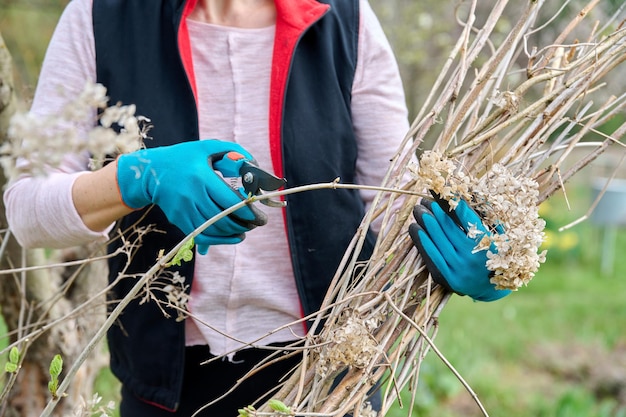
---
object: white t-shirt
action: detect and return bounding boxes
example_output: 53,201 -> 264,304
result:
4,0 -> 410,356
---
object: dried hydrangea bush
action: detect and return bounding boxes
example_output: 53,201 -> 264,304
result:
254,2 -> 626,417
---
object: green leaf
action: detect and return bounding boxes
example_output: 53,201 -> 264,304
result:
268,399 -> 291,414
5,362 -> 18,373
49,354 -> 63,378
180,250 -> 193,263
8,346 -> 19,364
167,238 -> 195,267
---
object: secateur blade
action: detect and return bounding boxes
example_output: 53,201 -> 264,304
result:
240,161 -> 287,207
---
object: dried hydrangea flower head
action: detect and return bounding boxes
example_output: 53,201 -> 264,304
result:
315,313 -> 380,379
359,401 -> 379,417
1,82 -> 147,179
416,150 -> 472,209
472,163 -> 547,289
415,151 -> 547,290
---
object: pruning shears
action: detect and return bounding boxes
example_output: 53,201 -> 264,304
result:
217,151 -> 287,208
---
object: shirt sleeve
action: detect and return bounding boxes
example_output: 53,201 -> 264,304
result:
353,0 -> 412,233
3,0 -> 111,248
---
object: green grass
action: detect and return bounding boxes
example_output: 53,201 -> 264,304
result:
93,366 -> 121,417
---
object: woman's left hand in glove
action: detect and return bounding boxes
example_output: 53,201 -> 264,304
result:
408,196 -> 511,302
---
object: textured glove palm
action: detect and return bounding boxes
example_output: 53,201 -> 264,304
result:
409,198 -> 511,302
116,140 -> 267,254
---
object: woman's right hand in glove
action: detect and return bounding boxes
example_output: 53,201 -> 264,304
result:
72,140 -> 266,254
115,140 -> 267,252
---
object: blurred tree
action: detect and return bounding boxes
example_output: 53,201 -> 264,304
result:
0,31 -> 108,417
372,0 -> 625,120
0,1 -> 68,100
372,0 -> 456,119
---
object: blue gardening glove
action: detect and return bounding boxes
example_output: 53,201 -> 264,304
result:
116,140 -> 267,254
408,196 -> 511,302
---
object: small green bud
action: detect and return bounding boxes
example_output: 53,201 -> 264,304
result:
238,405 -> 255,417
9,347 -> 19,364
5,346 -> 20,373
268,399 -> 291,414
49,354 -> 63,378
48,379 -> 58,396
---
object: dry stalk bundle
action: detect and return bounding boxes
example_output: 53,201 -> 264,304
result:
246,1 -> 626,416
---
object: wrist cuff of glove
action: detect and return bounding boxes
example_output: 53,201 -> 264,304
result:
115,154 -> 148,210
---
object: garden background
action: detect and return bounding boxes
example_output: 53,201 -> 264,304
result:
1,1 -> 626,416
